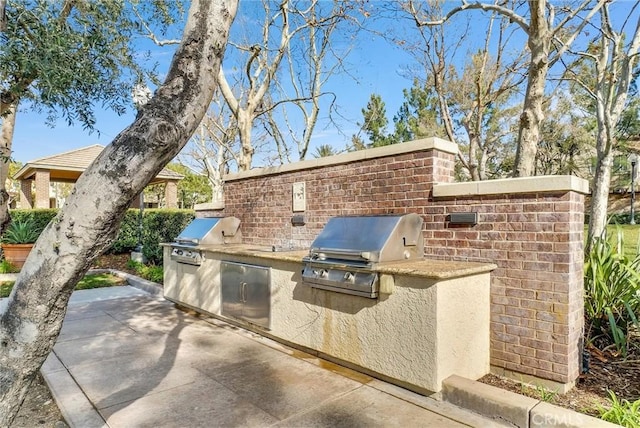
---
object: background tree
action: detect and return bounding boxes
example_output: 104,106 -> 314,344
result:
0,0 -> 237,422
217,0 -> 358,170
313,143 -> 338,158
180,94 -> 238,202
400,2 -> 525,180
0,0 -> 182,234
167,163 -> 213,209
564,5 -> 640,246
392,79 -> 445,143
263,0 -> 361,163
352,93 -> 398,148
408,0 -> 607,177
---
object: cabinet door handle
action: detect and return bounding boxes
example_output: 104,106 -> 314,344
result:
241,282 -> 247,302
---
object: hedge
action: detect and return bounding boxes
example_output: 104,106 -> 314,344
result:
6,208 -> 195,264
8,209 -> 58,235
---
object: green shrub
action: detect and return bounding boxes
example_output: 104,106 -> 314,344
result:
140,209 -> 194,263
1,218 -> 40,244
584,231 -> 640,355
9,209 -> 58,234
110,209 -> 194,262
0,259 -> 19,273
126,259 -> 163,284
598,391 -> 640,427
5,208 -> 192,264
109,210 -> 141,253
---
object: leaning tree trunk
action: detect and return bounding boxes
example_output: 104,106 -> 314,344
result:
0,0 -> 237,424
513,0 -> 549,178
0,102 -> 17,235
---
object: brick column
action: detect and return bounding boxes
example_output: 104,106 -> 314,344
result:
34,170 -> 51,208
19,179 -> 33,209
165,181 -> 178,208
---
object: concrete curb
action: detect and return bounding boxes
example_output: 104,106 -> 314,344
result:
41,353 -> 107,428
442,375 -> 620,428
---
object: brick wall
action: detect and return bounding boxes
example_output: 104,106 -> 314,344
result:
215,138 -> 587,388
427,187 -> 585,384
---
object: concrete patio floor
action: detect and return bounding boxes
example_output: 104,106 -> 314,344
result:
39,286 -> 503,427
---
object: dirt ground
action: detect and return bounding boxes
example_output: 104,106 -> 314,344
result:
481,344 -> 640,418
10,374 -> 67,428
8,254 -> 640,426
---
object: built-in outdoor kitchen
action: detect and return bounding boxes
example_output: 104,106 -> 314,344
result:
162,138 -> 589,393
163,211 -> 495,394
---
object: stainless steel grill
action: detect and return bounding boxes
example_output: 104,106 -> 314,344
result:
302,213 -> 424,298
170,217 -> 242,265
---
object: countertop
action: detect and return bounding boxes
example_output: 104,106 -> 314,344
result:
181,244 -> 497,280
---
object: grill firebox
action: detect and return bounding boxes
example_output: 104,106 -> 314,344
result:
302,214 -> 424,298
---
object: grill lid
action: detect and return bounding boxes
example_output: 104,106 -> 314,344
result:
308,213 -> 424,263
174,216 -> 241,246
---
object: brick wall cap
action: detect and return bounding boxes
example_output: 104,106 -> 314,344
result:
194,201 -> 225,211
224,137 -> 458,182
432,175 -> 589,197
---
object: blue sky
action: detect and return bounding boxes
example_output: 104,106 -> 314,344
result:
9,1 -> 638,166
9,1 -> 420,165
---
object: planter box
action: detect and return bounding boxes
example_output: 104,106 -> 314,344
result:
2,243 -> 34,269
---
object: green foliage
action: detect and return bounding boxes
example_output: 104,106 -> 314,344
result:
109,210 -> 140,254
1,1 -> 183,129
0,259 -> 19,273
112,209 -> 194,263
313,144 -> 338,158
166,163 -> 212,209
126,259 -> 164,284
141,209 -> 194,263
75,273 -> 125,290
1,218 -> 40,244
0,282 -> 12,298
351,93 -> 399,149
598,391 -> 640,427
0,274 -> 124,297
393,79 -> 445,143
584,231 -> 640,355
8,209 -> 57,236
3,209 -> 191,264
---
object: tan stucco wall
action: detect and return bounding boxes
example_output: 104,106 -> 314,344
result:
163,246 -> 491,393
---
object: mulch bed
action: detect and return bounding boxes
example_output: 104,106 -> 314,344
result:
480,345 -> 640,417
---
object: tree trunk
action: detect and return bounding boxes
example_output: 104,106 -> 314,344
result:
513,0 -> 548,177
0,1 -> 237,424
587,128 -> 613,247
0,102 -> 17,234
237,109 -> 254,171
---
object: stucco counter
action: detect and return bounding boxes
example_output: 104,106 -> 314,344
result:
163,244 -> 495,393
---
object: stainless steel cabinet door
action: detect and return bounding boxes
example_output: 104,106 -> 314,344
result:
220,261 -> 271,329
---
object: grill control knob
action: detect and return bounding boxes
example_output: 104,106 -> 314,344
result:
177,250 -> 183,256
320,270 -> 328,278
344,272 -> 354,282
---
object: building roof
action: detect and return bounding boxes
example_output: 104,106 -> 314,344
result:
14,145 -> 184,184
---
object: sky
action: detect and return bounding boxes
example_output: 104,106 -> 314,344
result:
8,1 -> 639,167
8,1 -> 419,165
